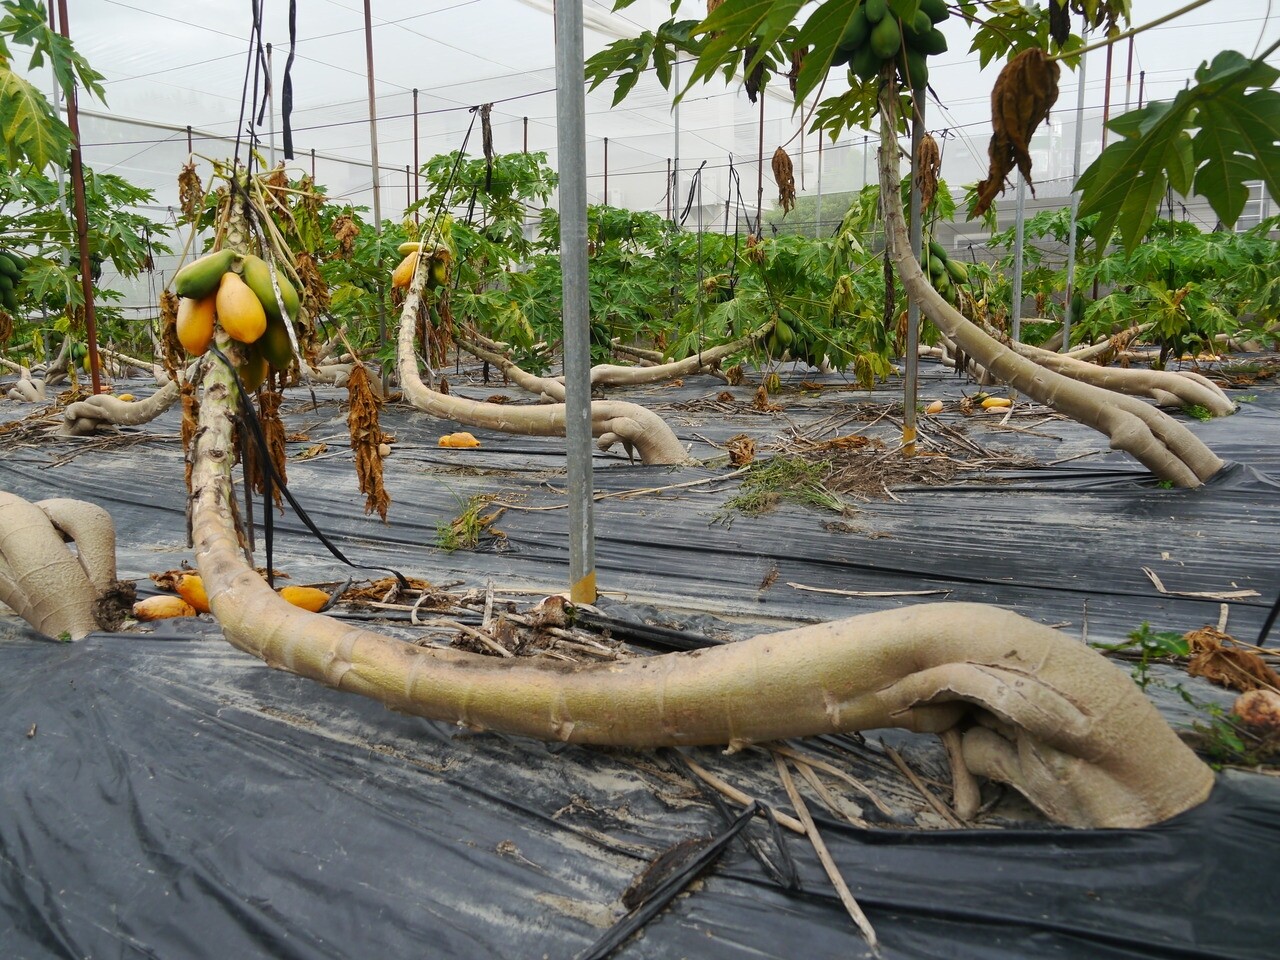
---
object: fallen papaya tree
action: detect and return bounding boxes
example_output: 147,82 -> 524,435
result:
0,491 -> 131,640
878,90 -> 1224,488
181,347 -> 1215,829
396,249 -> 689,465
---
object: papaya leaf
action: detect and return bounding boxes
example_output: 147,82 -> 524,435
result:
1077,50 -> 1280,252
687,0 -> 805,93
0,63 -> 70,171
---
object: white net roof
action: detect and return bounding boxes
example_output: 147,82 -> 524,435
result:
23,0 -> 1280,299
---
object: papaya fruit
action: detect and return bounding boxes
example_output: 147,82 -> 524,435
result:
428,255 -> 449,289
915,27 -> 948,55
176,574 -> 210,614
904,10 -> 932,37
133,595 -> 198,621
0,253 -> 19,280
928,255 -> 947,279
236,342 -> 269,392
279,585 -> 332,612
174,249 -> 236,299
920,0 -> 949,24
0,275 -> 12,294
215,271 -> 268,344
259,313 -> 295,371
176,294 -> 217,355
928,239 -> 949,262
397,241 -> 422,256
849,44 -> 881,81
392,251 -> 419,289
865,0 -> 887,24
834,5 -> 870,61
869,15 -> 902,59
438,431 -> 481,448
899,48 -> 929,88
240,254 -> 299,323
775,315 -> 795,348
945,258 -> 969,284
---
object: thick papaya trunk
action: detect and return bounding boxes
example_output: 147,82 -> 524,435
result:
878,92 -> 1223,487
59,381 -> 181,436
396,272 -> 688,464
0,492 -> 121,640
190,356 -> 1213,827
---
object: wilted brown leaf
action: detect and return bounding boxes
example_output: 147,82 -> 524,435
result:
973,48 -> 1060,216
772,147 -> 796,215
917,133 -> 941,211
347,363 -> 391,521
1186,626 -> 1280,693
727,433 -> 756,466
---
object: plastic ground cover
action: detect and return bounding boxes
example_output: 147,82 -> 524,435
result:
2,361 -> 1278,958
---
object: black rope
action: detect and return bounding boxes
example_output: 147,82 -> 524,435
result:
209,346 -> 409,591
1257,591 -> 1280,647
280,0 -> 297,159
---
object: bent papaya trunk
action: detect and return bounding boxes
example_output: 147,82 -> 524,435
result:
878,90 -> 1223,487
191,357 -> 1213,827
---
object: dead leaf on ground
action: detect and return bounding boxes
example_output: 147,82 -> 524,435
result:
727,433 -> 756,466
1186,626 -> 1280,693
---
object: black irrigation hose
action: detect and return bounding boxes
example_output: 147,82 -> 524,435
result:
569,606 -> 722,653
208,346 -> 409,591
1256,591 -> 1280,647
573,802 -> 760,960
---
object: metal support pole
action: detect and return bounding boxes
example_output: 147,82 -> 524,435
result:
863,134 -> 869,187
603,137 -> 608,204
523,116 -> 528,153
1138,70 -> 1145,109
1062,37 -> 1089,351
310,147 -> 316,179
666,158 -> 672,220
266,43 -> 275,168
815,131 -> 823,237
903,92 -> 925,456
1124,36 -> 1134,111
672,59 -> 680,226
362,0 -> 387,382
405,164 -> 411,212
1101,39 -> 1114,150
186,124 -> 193,153
755,95 -> 765,232
553,0 -> 596,604
54,0 -> 102,395
1011,173 -> 1026,343
412,88 -> 420,221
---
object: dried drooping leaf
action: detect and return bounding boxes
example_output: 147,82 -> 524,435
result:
263,163 -> 289,193
479,102 -> 495,192
788,45 -> 806,95
181,380 -> 199,492
294,250 -> 330,318
0,308 -> 12,347
753,385 -> 782,412
1186,626 -> 1280,693
159,290 -> 183,379
726,433 -> 756,466
744,45 -> 764,103
917,133 -> 941,212
331,215 -> 359,259
723,364 -> 745,385
973,48 -> 1061,217
346,362 -> 391,521
178,160 -> 203,223
706,0 -> 723,15
1048,0 -> 1071,47
772,147 -> 796,215
243,389 -> 288,510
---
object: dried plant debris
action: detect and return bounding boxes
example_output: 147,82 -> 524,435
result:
346,362 -> 391,521
917,132 -> 941,212
244,389 -> 288,509
178,160 -> 203,223
772,147 -> 796,215
331,215 -> 359,259
181,381 -> 199,492
974,48 -> 1061,216
1185,627 -> 1280,694
726,433 -> 756,466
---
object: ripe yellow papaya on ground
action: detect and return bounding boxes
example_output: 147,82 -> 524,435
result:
241,253 -> 300,322
216,271 -> 268,344
981,396 -> 1012,409
176,294 -> 217,355
279,585 -> 331,612
174,249 -> 236,299
925,399 -> 944,414
176,574 -> 211,614
133,595 -> 198,620
392,251 -> 419,289
438,431 -> 480,448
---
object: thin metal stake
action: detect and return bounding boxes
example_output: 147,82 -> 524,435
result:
903,90 -> 925,456
362,0 -> 387,385
1062,32 -> 1089,351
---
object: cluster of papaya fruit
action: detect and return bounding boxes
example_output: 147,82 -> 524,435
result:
172,249 -> 300,390
0,249 -> 28,312
391,241 -> 450,291
764,309 -> 826,368
832,0 -> 949,89
923,238 -> 969,304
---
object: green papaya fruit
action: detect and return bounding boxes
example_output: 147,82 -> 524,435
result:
945,259 -> 969,284
869,15 -> 902,59
915,27 -> 948,55
775,313 -> 796,347
1070,290 -> 1086,321
849,44 -> 881,81
928,255 -> 947,279
928,239 -> 949,263
0,275 -> 12,294
174,249 -> 236,299
899,47 -> 929,88
241,253 -> 300,322
919,0 -> 948,24
904,10 -> 932,36
836,5 -> 871,58
0,253 -> 20,280
259,314 -> 295,371
865,0 -> 888,23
